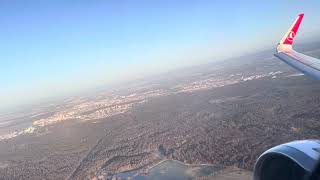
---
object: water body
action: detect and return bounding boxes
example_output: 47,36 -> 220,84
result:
112,160 -> 223,180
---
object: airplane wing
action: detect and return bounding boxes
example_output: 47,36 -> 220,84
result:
275,14 -> 320,80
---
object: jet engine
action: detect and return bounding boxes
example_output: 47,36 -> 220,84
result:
253,140 -> 320,180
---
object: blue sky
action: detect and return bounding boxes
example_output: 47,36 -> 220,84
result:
1,0 -> 320,110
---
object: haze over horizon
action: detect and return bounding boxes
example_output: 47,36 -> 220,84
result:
1,0 -> 320,110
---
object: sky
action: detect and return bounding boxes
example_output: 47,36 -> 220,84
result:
1,0 -> 320,110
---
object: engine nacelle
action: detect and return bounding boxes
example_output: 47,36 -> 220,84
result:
253,140 -> 320,180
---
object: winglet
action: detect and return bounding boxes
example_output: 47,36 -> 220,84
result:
279,14 -> 304,48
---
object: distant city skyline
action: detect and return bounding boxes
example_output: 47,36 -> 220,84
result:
1,0 -> 320,110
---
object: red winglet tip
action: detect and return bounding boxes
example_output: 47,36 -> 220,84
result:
282,14 -> 304,45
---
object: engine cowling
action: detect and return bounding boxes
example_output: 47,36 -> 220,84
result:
253,140 -> 320,180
